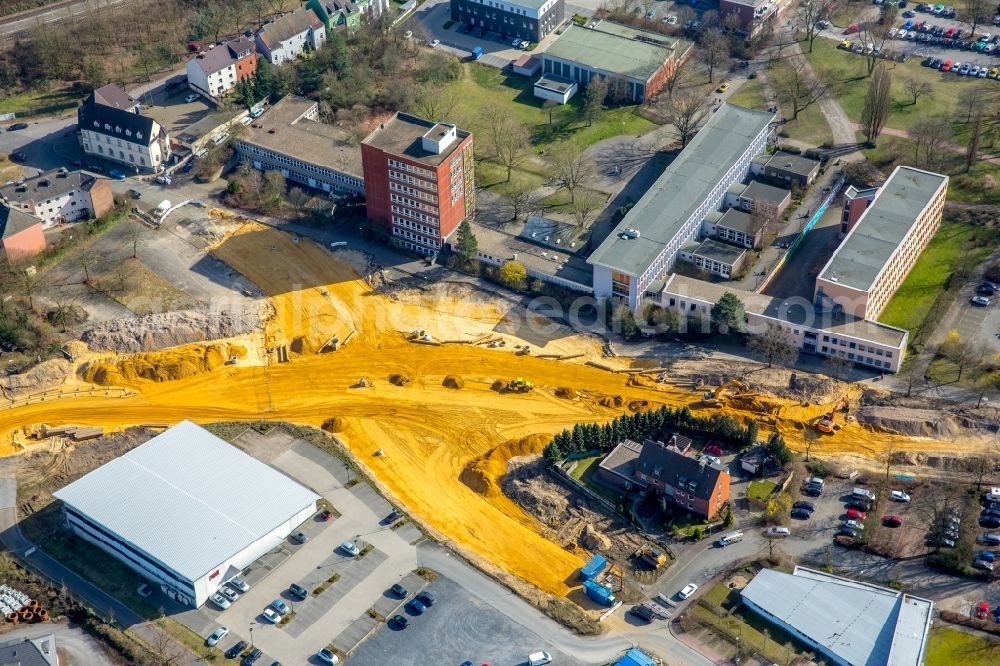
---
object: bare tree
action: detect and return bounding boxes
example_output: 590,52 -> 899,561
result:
747,323 -> 798,367
773,64 -> 828,120
824,353 -> 853,381
877,441 -> 901,480
794,0 -> 840,52
903,79 -> 933,107
415,86 -> 458,124
969,448 -> 999,492
548,142 -> 596,203
542,99 -> 558,125
957,84 -> 989,124
662,62 -> 690,97
750,198 -> 781,247
896,359 -> 922,397
964,0 -> 993,37
698,30 -> 731,84
47,292 -> 78,333
478,108 -> 531,183
570,189 -> 604,228
910,116 -> 952,169
860,63 -> 892,146
581,76 -> 609,127
77,247 -> 101,284
13,264 -> 40,310
499,178 -> 540,222
857,5 -> 898,76
123,218 -> 146,259
967,111 -> 983,173
662,92 -> 709,148
939,331 -> 987,381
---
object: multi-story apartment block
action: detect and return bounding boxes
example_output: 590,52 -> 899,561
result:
839,184 -> 879,237
186,37 -> 256,99
451,0 -> 564,43
78,84 -> 171,173
0,169 -> 114,229
540,21 -> 692,103
719,0 -> 793,35
588,103 -> 774,310
815,166 -> 948,321
361,113 -> 474,256
234,95 -> 364,196
255,8 -> 326,65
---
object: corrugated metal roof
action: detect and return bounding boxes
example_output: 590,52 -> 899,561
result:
818,166 -> 948,292
54,421 -> 319,581
741,567 -> 932,666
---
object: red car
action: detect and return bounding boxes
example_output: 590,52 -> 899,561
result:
846,509 -> 867,520
977,602 -> 990,619
705,444 -> 724,457
882,515 -> 903,527
319,509 -> 334,521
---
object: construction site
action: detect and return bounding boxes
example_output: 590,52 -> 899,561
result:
1,213 -> 998,610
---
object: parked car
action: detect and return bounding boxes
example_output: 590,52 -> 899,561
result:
977,602 -> 990,618
890,490 -> 911,502
7,122 -> 27,131
934,536 -> 957,547
705,444 -> 724,456
430,39 -> 440,47
206,627 -> 229,647
976,550 -> 996,562
838,526 -> 861,538
978,283 -> 997,295
390,583 -> 407,598
844,519 -> 866,531
289,583 -> 308,600
979,516 -> 1000,528
793,500 -> 816,512
340,541 -> 360,556
846,509 -> 867,520
219,586 -> 239,602
406,598 -> 427,614
383,509 -> 404,525
971,295 -> 991,306
210,593 -> 231,610
270,599 -> 289,615
262,607 -> 281,624
716,82 -> 730,93
315,648 -> 339,664
802,485 -> 822,497
155,175 -> 171,185
319,509 -> 335,521
974,559 -> 995,571
678,583 -> 698,599
229,577 -> 249,592
241,649 -> 262,666
290,531 -> 309,544
108,169 -> 126,180
791,507 -> 812,520
391,613 -> 409,628
225,641 -> 247,659
764,526 -> 790,538
185,93 -> 199,103
847,498 -> 873,511
883,515 -> 903,527
415,590 -> 435,606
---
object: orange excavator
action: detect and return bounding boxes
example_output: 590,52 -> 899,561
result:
817,395 -> 849,433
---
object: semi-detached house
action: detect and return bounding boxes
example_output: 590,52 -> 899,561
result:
186,37 -> 256,99
255,8 -> 326,65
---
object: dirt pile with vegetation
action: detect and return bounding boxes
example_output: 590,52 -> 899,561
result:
81,307 -> 260,353
80,342 -> 247,386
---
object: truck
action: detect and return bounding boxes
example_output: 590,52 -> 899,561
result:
583,579 -> 615,606
471,46 -> 484,60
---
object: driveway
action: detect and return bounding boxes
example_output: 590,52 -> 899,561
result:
0,622 -> 115,666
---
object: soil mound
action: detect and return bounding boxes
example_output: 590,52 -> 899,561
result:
555,387 -> 578,399
628,399 -> 649,411
81,307 -> 259,353
460,433 -> 550,497
490,380 -> 505,392
322,417 -> 348,433
389,373 -> 411,386
600,395 -> 624,408
443,375 -> 464,389
0,359 -> 72,398
582,524 -> 612,551
81,342 -> 246,386
857,407 -> 964,438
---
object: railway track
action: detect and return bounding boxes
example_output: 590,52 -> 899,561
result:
0,0 -> 135,42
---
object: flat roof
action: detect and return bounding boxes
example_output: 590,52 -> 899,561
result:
664,274 -> 908,347
766,151 -> 820,177
362,112 -> 469,167
543,21 -> 691,82
742,566 -> 933,666
741,180 -> 790,205
715,208 -> 754,234
818,166 -> 948,292
535,74 -> 575,93
470,222 -> 593,288
54,421 -> 320,581
588,104 -> 775,277
693,238 -> 745,265
241,96 -> 363,177
174,109 -> 243,145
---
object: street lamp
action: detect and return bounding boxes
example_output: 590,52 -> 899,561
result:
735,636 -> 740,664
249,621 -> 254,648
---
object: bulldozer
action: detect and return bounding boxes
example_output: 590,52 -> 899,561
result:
817,395 -> 849,433
508,378 -> 534,392
701,379 -> 748,407
637,546 -> 667,570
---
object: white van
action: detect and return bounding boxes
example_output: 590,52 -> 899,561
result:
852,487 -> 876,501
764,526 -> 790,538
717,530 -> 744,547
987,487 -> 1000,502
528,652 -> 553,666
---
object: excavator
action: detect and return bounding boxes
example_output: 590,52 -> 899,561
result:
701,379 -> 748,407
817,395 -> 850,433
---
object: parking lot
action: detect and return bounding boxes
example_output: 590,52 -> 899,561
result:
948,279 -> 1000,354
172,429 -> 425,665
141,77 -> 218,135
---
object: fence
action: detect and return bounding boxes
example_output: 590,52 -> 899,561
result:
2,386 -> 136,411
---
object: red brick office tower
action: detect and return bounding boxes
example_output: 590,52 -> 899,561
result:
361,113 -> 474,255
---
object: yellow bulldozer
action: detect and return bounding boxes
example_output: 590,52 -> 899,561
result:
508,378 -> 534,392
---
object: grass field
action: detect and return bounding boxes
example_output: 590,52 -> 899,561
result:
802,38 -> 970,132
748,480 -> 778,503
448,63 -> 656,152
729,76 -> 768,110
879,221 -> 1000,337
0,85 -> 82,117
925,625 -> 1000,666
569,455 -> 602,482
768,59 -> 834,146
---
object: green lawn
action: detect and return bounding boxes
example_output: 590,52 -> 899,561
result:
569,455 -> 623,504
689,603 -> 808,664
569,456 -> 602,482
748,480 -> 778,503
448,63 -> 655,152
703,581 -> 735,608
925,625 -> 1000,666
801,38 -> 968,132
768,59 -> 834,146
879,221 -> 1000,337
729,76 -> 768,110
0,85 -> 82,117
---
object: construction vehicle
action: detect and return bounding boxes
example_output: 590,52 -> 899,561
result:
701,379 -> 747,407
638,546 -> 667,570
817,395 -> 850,433
508,378 -> 534,392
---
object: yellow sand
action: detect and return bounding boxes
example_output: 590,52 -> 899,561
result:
0,222 -> 987,596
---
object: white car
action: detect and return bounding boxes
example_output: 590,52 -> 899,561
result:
888,27 -> 897,37
340,540 -> 360,556
511,37 -> 521,47
528,652 -> 552,666
519,40 -> 529,48
219,586 -> 238,602
764,526 -> 790,538
316,648 -> 339,664
666,14 -> 678,24
678,583 -> 698,600
262,607 -> 282,624
229,577 -> 249,592
205,626 -> 229,647
209,593 -> 231,610
890,490 -> 911,502
155,175 -> 171,185
430,39 -> 440,47
184,93 -> 199,103
844,519 -> 865,531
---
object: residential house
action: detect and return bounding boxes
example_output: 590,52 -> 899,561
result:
186,37 -> 256,99
90,83 -> 139,112
78,85 -> 171,172
0,633 -> 59,666
307,0 -> 389,32
597,436 -> 730,519
0,169 -> 114,229
0,206 -> 46,260
255,8 -> 326,65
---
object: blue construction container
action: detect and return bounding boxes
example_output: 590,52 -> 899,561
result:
579,554 -> 607,581
583,579 -> 616,606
